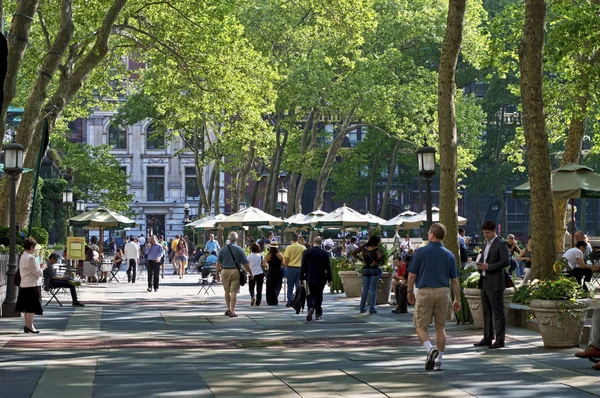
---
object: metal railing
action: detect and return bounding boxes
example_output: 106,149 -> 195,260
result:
0,254 -> 8,286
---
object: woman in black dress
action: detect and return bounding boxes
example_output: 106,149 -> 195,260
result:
15,237 -> 47,333
265,242 -> 284,305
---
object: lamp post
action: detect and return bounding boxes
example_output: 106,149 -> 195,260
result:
62,187 -> 73,238
416,143 -> 436,238
183,203 -> 191,224
240,201 -> 247,210
76,199 -> 86,214
2,140 -> 24,317
277,185 -> 288,244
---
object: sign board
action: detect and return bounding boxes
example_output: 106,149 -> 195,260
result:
66,237 -> 86,260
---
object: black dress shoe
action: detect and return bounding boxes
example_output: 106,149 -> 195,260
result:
473,339 -> 492,347
489,341 -> 505,349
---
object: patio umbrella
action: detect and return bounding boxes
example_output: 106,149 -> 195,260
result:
401,207 -> 467,229
214,206 -> 285,228
185,214 -> 227,230
381,210 -> 417,231
69,207 -> 136,254
511,163 -> 600,245
284,213 -> 308,228
364,212 -> 387,228
312,205 -> 377,229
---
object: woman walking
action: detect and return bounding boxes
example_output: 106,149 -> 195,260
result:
176,238 -> 188,279
15,237 -> 47,333
352,235 -> 384,314
265,242 -> 284,305
248,243 -> 267,306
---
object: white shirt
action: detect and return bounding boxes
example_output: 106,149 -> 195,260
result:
481,236 -> 497,277
19,251 -> 43,288
247,253 -> 264,276
124,241 -> 139,261
400,240 -> 411,250
564,247 -> 584,269
324,238 -> 334,247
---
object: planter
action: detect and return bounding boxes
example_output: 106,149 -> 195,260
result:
375,272 -> 392,305
463,287 -> 515,328
530,299 -> 591,348
339,271 -> 362,298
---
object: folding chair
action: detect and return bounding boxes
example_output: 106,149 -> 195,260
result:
137,258 -> 147,281
197,264 -> 216,295
107,264 -> 121,283
43,277 -> 66,307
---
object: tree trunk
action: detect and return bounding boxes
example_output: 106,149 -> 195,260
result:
268,129 -> 288,215
286,109 -> 316,217
438,0 -> 466,263
1,0 -> 39,139
519,0 -> 555,279
472,172 -> 483,232
5,0 -> 129,226
286,173 -> 298,216
207,164 -> 218,214
553,97 -> 587,251
250,166 -> 263,207
295,113 -> 320,214
194,124 -> 210,213
369,174 -> 377,214
236,142 -> 255,211
380,140 -> 400,218
314,112 -> 357,211
495,108 -> 507,234
213,165 -> 221,215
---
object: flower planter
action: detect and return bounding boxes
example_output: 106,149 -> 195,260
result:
375,272 -> 392,305
338,271 -> 362,298
530,299 -> 591,348
463,287 -> 515,328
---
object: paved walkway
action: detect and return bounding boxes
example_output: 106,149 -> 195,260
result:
1,270 -> 600,397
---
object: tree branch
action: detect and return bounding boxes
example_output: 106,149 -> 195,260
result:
37,9 -> 52,51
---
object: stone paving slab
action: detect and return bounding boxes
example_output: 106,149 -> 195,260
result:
3,272 -> 600,397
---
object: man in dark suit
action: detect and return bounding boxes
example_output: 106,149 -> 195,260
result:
300,236 -> 332,322
475,221 -> 510,349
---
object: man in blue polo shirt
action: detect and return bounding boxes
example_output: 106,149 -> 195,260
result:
407,223 -> 460,372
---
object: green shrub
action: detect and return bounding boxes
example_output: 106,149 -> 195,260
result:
512,276 -> 592,306
30,227 -> 49,245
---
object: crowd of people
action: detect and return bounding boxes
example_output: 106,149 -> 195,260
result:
14,222 -> 600,373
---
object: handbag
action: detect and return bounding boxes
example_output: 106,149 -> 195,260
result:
227,244 -> 247,286
14,268 -> 21,287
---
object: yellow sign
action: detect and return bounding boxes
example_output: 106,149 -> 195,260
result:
67,237 -> 86,260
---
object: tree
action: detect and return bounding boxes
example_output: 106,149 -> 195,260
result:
519,0 -> 555,279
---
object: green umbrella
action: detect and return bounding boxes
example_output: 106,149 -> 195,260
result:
511,163 -> 600,199
511,163 -> 600,246
69,207 -> 136,254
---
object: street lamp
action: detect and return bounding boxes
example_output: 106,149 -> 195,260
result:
76,199 -> 86,213
2,140 -> 24,317
417,143 -> 436,237
62,187 -> 73,238
183,203 -> 191,224
277,185 -> 288,220
240,201 -> 247,210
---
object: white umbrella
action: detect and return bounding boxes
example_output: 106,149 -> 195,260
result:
401,207 -> 467,229
312,205 -> 377,229
364,212 -> 387,228
381,210 -> 417,230
214,206 -> 285,228
301,210 -> 328,227
186,214 -> 227,230
284,213 -> 307,228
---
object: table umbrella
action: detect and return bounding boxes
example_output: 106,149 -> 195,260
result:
185,214 -> 227,230
381,210 -> 418,231
214,206 -> 285,228
69,207 -> 136,254
511,163 -> 600,245
364,212 -> 387,229
401,207 -> 467,229
312,205 -> 378,229
284,213 -> 308,228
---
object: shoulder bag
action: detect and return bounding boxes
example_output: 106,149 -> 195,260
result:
227,244 -> 247,286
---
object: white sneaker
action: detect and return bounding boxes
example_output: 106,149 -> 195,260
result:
433,361 -> 443,371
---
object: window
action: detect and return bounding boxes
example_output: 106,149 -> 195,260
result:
185,167 -> 200,200
146,124 -> 165,150
147,167 -> 165,201
109,124 -> 127,149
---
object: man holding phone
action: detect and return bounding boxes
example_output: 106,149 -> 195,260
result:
474,221 -> 510,349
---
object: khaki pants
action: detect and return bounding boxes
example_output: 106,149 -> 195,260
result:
413,287 -> 449,330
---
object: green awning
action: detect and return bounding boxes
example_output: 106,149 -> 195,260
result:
511,163 -> 600,199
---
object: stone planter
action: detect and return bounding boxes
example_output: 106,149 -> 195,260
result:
375,272 -> 392,305
339,271 -> 362,298
463,287 -> 515,328
530,299 -> 591,348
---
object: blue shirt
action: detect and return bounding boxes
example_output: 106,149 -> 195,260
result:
144,244 -> 164,261
217,244 -> 248,269
205,254 -> 218,265
205,240 -> 220,254
408,241 -> 458,288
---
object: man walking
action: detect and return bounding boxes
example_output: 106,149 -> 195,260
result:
475,221 -> 510,349
124,236 -> 139,283
205,234 -> 220,254
300,237 -> 332,321
144,235 -> 164,292
407,223 -> 460,371
283,232 -> 306,307
216,232 -> 252,317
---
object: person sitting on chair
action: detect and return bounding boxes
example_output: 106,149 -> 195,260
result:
43,253 -> 85,307
202,251 -> 218,278
564,241 -> 600,291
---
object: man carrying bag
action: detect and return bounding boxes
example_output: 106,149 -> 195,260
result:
216,232 -> 252,318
